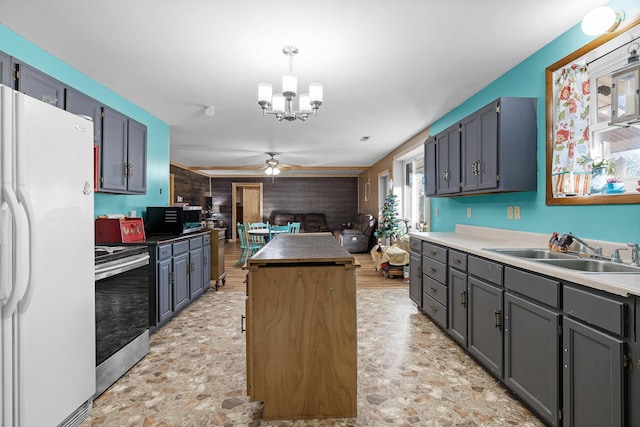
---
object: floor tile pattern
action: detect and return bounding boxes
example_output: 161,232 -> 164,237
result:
81,289 -> 544,427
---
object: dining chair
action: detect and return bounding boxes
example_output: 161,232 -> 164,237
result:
270,224 -> 290,239
288,222 -> 301,233
236,223 -> 262,266
248,222 -> 270,246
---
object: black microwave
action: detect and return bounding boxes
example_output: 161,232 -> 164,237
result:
145,206 -> 203,235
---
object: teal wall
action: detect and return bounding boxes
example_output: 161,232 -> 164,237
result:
428,0 -> 640,244
0,25 -> 170,217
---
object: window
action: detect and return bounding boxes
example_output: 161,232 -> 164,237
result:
546,18 -> 640,205
401,153 -> 427,232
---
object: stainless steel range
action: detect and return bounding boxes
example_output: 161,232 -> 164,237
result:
94,245 -> 150,398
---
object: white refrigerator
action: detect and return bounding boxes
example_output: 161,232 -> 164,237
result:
1,84 -> 96,426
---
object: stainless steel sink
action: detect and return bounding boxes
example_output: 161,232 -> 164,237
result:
487,248 -> 578,260
535,258 -> 640,273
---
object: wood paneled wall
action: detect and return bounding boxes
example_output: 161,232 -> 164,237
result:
170,165 -> 362,238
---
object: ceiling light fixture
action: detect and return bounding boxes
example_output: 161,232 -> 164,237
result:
258,46 -> 323,123
264,152 -> 281,176
581,6 -> 625,36
204,106 -> 215,117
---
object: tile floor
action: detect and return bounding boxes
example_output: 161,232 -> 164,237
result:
81,288 -> 544,427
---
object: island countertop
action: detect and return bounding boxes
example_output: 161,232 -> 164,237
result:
248,233 -> 355,266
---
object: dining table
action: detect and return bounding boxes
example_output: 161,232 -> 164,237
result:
247,228 -> 288,242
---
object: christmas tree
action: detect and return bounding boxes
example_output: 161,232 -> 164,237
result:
375,191 -> 403,242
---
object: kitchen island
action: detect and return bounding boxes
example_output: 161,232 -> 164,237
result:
245,233 -> 357,420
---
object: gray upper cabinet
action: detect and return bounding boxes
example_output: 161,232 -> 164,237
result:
0,51 -> 11,87
436,124 -> 461,195
126,119 -> 147,194
15,62 -> 65,108
424,137 -> 437,196
65,88 -> 102,145
427,97 -> 537,197
101,107 -> 147,194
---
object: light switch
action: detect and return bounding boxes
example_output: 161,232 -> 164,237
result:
507,206 -> 514,219
514,206 -> 521,220
467,208 -> 472,218
435,208 -> 439,216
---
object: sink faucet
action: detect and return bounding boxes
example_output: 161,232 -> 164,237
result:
567,233 -> 603,257
628,242 -> 640,266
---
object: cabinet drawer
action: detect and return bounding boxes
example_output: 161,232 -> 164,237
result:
505,267 -> 560,308
157,244 -> 172,261
410,237 -> 422,253
173,240 -> 189,255
189,236 -> 203,249
448,250 -> 467,272
422,257 -> 447,284
422,294 -> 447,329
422,242 -> 447,263
423,276 -> 447,306
564,285 -> 626,336
468,256 -> 503,286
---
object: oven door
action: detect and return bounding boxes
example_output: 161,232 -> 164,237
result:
94,252 -> 150,366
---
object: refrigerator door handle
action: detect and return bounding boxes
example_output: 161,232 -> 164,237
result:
17,189 -> 35,314
1,184 -> 29,319
0,203 -> 9,302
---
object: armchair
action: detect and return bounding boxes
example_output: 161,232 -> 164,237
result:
334,213 -> 377,253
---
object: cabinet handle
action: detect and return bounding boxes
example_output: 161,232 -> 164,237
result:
453,257 -> 461,263
429,287 -> 437,293
460,291 -> 467,307
429,267 -> 436,273
494,309 -> 502,329
129,163 -> 134,177
429,306 -> 437,313
240,315 -> 246,333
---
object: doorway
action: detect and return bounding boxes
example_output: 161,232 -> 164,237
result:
231,182 -> 263,242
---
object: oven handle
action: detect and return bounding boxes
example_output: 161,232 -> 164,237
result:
95,253 -> 150,281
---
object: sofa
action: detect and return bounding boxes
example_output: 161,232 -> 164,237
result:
270,212 -> 330,233
333,213 -> 377,253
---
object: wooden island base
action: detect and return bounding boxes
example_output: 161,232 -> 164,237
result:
245,234 -> 357,420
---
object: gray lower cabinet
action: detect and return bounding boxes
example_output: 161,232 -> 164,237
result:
504,292 -> 560,426
421,242 -> 448,329
562,317 -> 624,427
409,251 -> 422,307
203,234 -> 211,289
173,245 -> 190,313
448,268 -> 467,346
188,237 -> 204,299
467,276 -> 503,377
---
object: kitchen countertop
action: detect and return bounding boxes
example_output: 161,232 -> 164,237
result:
248,233 -> 354,266
409,225 -> 640,297
144,230 -> 211,245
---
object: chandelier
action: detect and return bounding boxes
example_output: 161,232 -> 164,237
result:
258,45 -> 323,122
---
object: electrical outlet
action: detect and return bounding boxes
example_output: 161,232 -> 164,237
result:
514,206 -> 521,220
467,207 -> 472,218
507,206 -> 514,219
435,208 -> 439,217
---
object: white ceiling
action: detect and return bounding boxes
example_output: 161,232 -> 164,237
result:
0,0 -> 609,176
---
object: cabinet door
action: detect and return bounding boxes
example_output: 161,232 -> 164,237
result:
0,51 -> 11,87
189,247 -> 204,299
468,276 -> 503,377
504,293 -> 560,426
460,114 -> 479,192
477,101 -> 499,190
409,252 -> 422,307
126,119 -> 147,194
173,252 -> 190,312
562,316 -> 624,427
65,88 -> 102,145
203,243 -> 211,290
101,107 -> 128,192
436,124 -> 461,195
424,137 -> 437,196
15,63 -> 64,107
157,258 -> 173,324
448,268 -> 468,346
